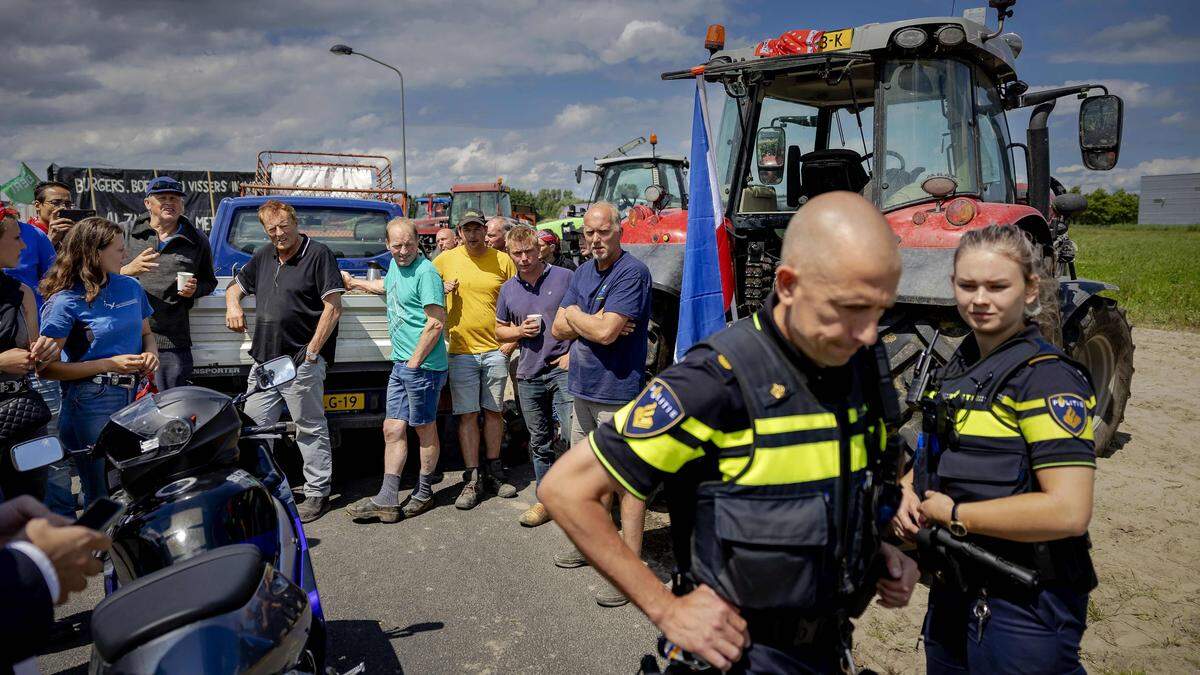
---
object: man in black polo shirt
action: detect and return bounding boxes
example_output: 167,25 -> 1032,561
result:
225,199 -> 345,522
121,176 -> 218,390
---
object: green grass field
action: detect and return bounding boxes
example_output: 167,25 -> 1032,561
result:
1071,225 -> 1200,332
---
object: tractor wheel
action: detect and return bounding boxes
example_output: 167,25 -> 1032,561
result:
645,296 -> 678,378
1066,301 -> 1134,457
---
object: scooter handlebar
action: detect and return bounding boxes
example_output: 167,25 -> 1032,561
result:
241,422 -> 295,437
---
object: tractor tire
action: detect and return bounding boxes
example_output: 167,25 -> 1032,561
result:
1065,301 -> 1134,457
645,299 -> 678,378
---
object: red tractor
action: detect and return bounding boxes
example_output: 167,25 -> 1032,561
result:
662,0 -> 1134,452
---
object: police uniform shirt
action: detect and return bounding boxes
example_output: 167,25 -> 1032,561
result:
590,296 -> 872,500
941,324 -> 1097,480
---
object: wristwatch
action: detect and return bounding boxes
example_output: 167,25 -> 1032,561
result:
948,502 -> 968,537
305,350 -> 319,362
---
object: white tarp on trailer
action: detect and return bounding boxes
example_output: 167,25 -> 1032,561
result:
269,164 -> 375,194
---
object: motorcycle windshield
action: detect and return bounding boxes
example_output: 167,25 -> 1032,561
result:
110,395 -> 177,439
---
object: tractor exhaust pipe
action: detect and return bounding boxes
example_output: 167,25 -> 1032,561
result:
1027,101 -> 1055,219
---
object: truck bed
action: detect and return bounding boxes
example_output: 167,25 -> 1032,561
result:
190,277 -> 390,369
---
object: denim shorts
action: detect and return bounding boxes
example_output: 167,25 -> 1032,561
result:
385,363 -> 447,426
447,350 -> 508,415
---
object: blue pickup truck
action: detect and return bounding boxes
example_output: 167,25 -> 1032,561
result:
190,195 -> 406,444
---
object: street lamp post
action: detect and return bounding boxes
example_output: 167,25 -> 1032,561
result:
330,44 -> 408,197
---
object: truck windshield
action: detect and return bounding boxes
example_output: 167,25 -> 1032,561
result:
594,161 -> 685,217
227,206 -> 390,259
450,192 -> 512,225
880,59 -> 979,208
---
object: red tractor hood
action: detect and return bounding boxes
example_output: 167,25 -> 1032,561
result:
622,206 -> 689,244
885,199 -> 1044,248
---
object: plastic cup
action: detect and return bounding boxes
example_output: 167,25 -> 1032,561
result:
176,271 -> 194,291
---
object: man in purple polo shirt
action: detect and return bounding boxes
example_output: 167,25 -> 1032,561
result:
495,225 -> 573,528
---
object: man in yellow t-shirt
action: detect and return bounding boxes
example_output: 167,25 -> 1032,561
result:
433,210 -> 517,510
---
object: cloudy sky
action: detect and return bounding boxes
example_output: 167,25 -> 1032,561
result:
3,0 -> 1198,197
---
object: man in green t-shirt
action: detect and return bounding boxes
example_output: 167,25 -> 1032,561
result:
343,218 -> 449,522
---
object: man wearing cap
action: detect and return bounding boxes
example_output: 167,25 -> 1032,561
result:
433,209 -> 518,510
121,176 -> 218,390
537,229 -> 577,271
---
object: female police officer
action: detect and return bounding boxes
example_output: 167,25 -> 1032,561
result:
893,224 -> 1097,674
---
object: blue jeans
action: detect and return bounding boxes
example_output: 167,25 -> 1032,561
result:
155,347 -> 194,390
516,368 -> 573,485
924,582 -> 1089,674
33,379 -> 77,517
60,381 -> 136,507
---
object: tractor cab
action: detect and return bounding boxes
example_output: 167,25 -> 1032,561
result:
449,180 -> 513,226
663,1 -> 1133,453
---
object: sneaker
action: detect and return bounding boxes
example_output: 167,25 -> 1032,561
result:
455,476 -> 481,510
595,580 -> 629,607
297,496 -> 329,523
401,495 -> 434,518
553,546 -> 588,569
345,497 -> 401,524
519,502 -> 551,527
483,466 -> 518,498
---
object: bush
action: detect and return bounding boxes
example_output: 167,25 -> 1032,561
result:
1067,186 -> 1139,226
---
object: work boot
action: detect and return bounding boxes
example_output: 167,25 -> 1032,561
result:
553,546 -> 588,569
595,579 -> 629,607
401,495 -> 435,519
345,496 -> 401,524
482,463 -> 518,498
297,496 -> 328,523
519,502 -> 551,527
455,471 -> 481,510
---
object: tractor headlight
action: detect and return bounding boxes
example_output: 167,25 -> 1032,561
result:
936,25 -> 966,47
893,27 -> 928,49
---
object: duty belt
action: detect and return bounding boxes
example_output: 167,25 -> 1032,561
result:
743,611 -> 835,649
91,373 -> 138,389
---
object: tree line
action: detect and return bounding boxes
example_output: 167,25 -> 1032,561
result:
1064,186 -> 1139,226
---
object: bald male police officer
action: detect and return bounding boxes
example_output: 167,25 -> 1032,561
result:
540,192 -> 920,674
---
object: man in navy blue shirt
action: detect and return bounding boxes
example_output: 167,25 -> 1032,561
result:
551,201 -> 650,607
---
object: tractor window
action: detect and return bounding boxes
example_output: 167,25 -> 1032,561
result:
974,68 -> 1015,203
880,59 -> 979,208
736,96 -> 818,213
595,161 -> 684,217
450,191 -> 512,225
827,106 -> 874,156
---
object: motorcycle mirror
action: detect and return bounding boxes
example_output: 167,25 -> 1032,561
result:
253,356 -> 298,393
11,435 -> 64,472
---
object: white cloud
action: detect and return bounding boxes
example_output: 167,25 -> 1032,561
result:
1050,15 -> 1200,64
1055,156 -> 1200,192
600,20 -> 692,64
553,104 -> 605,131
1161,111 -> 1188,125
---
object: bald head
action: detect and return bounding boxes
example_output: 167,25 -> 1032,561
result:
773,191 -> 902,367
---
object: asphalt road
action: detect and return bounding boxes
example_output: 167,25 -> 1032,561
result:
36,430 -> 664,674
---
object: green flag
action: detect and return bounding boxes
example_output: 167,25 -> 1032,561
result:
1,163 -> 39,204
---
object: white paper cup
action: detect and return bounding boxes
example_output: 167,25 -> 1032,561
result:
527,314 -> 543,332
177,271 -> 194,291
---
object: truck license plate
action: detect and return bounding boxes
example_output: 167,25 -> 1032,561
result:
323,393 -> 365,412
817,29 -> 853,52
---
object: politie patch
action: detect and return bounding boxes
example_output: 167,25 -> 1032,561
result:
1047,393 -> 1088,437
623,379 -> 685,438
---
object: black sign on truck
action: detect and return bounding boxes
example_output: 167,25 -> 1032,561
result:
49,165 -> 254,233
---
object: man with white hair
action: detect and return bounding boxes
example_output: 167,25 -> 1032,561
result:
550,201 -> 651,607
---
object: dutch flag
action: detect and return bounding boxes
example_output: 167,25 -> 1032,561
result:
674,77 -> 736,362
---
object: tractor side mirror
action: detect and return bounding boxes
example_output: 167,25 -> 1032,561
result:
755,126 -> 785,186
1079,95 -> 1123,171
574,164 -> 583,184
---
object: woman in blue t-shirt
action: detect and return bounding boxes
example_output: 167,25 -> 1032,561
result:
39,217 -> 157,506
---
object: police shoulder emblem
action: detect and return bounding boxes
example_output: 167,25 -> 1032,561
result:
1047,393 -> 1088,437
623,379 -> 686,438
